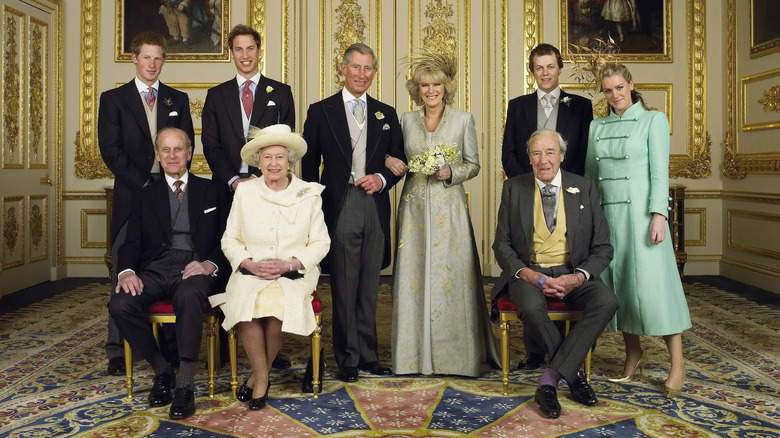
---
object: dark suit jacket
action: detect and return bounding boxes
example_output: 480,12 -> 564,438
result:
491,171 -> 612,303
201,75 -> 295,188
501,90 -> 593,177
117,174 -> 230,290
301,91 -> 406,270
98,80 -> 195,242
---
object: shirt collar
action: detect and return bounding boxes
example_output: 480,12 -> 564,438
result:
164,171 -> 189,191
536,86 -> 561,102
135,77 -> 160,94
342,87 -> 367,105
535,169 -> 562,191
236,72 -> 262,88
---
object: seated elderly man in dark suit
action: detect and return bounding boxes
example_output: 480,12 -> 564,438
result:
492,128 -> 617,419
109,127 -> 229,419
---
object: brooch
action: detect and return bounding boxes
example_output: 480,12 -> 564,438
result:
296,187 -> 311,197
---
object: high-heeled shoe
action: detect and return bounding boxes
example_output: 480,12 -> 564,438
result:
608,352 -> 646,383
237,375 -> 253,402
249,381 -> 271,411
663,385 -> 682,399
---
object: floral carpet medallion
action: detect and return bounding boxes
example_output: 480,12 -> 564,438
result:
1,280 -> 778,437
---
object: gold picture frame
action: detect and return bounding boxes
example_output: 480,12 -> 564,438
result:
114,0 -> 230,62
750,0 -> 780,58
560,0 -> 672,63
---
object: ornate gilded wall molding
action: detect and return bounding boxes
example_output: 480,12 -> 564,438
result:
669,0 -> 710,179
740,68 -> 780,131
75,0 -> 109,179
422,0 -> 456,56
727,209 -> 780,259
2,196 -> 24,268
29,195 -> 47,262
724,0 -> 780,178
248,0 -> 266,72
759,85 -> 780,113
332,0 -> 367,90
29,18 -> 46,168
523,0 -> 541,95
3,6 -> 23,169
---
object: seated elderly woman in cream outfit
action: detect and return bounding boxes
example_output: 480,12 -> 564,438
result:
209,124 -> 330,411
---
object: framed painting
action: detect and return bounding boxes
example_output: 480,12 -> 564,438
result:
115,0 -> 230,62
561,0 -> 672,62
750,0 -> 780,58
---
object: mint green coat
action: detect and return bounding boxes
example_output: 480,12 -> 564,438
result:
585,103 -> 691,336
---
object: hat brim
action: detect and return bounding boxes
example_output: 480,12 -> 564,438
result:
240,133 -> 308,167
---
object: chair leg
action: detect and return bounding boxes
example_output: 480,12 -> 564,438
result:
312,314 -> 322,399
206,315 -> 217,398
228,328 -> 238,399
123,341 -> 134,398
500,318 -> 510,396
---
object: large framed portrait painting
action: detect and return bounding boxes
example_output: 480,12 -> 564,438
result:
561,0 -> 672,62
115,0 -> 230,62
751,0 -> 780,57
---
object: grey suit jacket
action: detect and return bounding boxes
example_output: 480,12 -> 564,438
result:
491,171 -> 613,303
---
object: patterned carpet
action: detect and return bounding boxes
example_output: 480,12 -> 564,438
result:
1,279 -> 778,437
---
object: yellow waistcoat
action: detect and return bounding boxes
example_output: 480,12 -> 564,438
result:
532,186 -> 571,266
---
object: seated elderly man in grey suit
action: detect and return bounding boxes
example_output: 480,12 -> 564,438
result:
492,128 -> 617,419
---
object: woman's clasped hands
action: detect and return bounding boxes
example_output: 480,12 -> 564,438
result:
240,258 -> 294,280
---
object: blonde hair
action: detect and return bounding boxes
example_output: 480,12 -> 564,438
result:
405,50 -> 457,107
599,63 -> 646,109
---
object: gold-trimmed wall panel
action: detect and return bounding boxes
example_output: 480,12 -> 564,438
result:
727,209 -> 780,259
2,196 -> 24,268
2,6 -> 24,170
740,67 -> 780,132
80,208 -> 106,249
684,207 -> 706,246
28,16 -> 47,169
28,195 -> 47,262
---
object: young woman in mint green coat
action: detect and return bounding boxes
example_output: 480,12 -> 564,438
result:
585,64 -> 691,398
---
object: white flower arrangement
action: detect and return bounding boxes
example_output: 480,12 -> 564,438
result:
375,111 -> 385,120
407,142 -> 461,175
561,96 -> 571,106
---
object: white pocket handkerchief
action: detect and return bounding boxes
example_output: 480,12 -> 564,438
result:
203,207 -> 217,214
267,101 -> 276,106
580,205 -> 584,209
169,111 -> 179,116
382,123 -> 390,131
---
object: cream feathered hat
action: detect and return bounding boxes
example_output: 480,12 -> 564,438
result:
240,124 -> 308,167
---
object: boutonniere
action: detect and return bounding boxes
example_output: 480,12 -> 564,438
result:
561,96 -> 571,107
296,187 -> 310,197
163,97 -> 173,107
266,85 -> 274,94
566,186 -> 580,194
375,111 -> 384,120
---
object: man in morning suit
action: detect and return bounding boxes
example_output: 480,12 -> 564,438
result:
98,31 -> 194,376
501,43 -> 594,369
301,43 -> 406,382
200,24 -> 295,370
202,24 -> 295,193
492,129 -> 616,419
109,127 -> 229,420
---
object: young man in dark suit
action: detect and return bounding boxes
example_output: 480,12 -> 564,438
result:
109,127 -> 229,420
493,129 -> 616,419
98,31 -> 194,376
501,43 -> 594,369
301,43 -> 406,383
201,24 -> 295,193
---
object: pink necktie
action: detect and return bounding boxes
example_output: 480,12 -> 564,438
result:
146,87 -> 156,110
242,80 -> 253,118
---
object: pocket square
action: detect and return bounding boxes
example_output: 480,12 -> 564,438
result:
203,207 -> 217,214
580,205 -> 584,209
382,124 -> 390,131
267,101 -> 276,106
169,111 -> 179,116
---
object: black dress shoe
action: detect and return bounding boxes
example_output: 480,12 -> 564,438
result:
107,357 -> 126,376
249,381 -> 270,411
302,355 -> 324,393
237,376 -> 253,402
359,361 -> 392,376
517,353 -> 545,370
534,385 -> 562,419
272,354 -> 292,370
338,367 -> 359,382
569,375 -> 598,406
169,387 -> 196,419
149,372 -> 175,407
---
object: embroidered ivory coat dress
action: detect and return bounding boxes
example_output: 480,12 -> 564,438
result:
210,175 -> 331,336
585,104 -> 691,336
391,106 -> 498,376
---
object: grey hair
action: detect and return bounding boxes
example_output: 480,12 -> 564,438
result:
154,126 -> 191,150
252,147 -> 298,166
342,43 -> 377,70
526,128 -> 567,155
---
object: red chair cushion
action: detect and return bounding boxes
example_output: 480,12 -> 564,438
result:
146,299 -> 217,315
496,295 -> 582,313
311,291 -> 322,315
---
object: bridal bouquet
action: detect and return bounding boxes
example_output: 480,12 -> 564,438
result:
407,142 -> 461,175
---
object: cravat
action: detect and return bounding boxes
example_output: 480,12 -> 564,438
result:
145,87 -> 156,110
541,184 -> 556,232
173,180 -> 184,203
352,98 -> 365,124
242,80 -> 253,118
